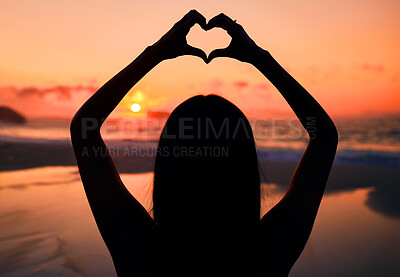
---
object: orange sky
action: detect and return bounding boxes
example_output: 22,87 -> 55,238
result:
0,0 -> 399,119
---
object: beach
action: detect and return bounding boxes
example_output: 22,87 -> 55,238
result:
1,137 -> 400,276
1,0 -> 400,274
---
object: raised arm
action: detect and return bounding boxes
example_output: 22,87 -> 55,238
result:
255,44 -> 338,277
206,14 -> 338,276
70,10 -> 207,276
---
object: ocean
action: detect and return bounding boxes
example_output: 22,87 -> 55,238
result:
0,116 -> 400,276
1,116 -> 399,167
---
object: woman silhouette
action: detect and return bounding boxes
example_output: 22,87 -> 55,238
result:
70,10 -> 338,277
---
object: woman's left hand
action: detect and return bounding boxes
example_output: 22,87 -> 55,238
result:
151,10 -> 208,63
205,13 -> 264,64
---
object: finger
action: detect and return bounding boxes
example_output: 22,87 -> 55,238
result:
187,14 -> 207,31
206,47 -> 231,64
178,10 -> 206,31
175,10 -> 196,28
188,10 -> 207,29
184,45 -> 208,63
206,13 -> 236,33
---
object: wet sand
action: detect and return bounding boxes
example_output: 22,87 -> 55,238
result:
1,167 -> 399,276
1,139 -> 400,276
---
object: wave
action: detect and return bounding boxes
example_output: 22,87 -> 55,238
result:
257,146 -> 400,167
1,135 -> 399,167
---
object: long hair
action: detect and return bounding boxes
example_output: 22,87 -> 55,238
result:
152,94 -> 260,276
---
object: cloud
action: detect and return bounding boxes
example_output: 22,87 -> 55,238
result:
202,78 -> 279,116
232,81 -> 249,89
17,87 -> 43,98
0,85 -> 99,117
15,85 -> 97,100
253,83 -> 269,91
45,85 -> 73,100
204,79 -> 269,97
209,79 -> 223,89
361,63 -> 385,72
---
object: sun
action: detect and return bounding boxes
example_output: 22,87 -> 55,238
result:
130,103 -> 141,113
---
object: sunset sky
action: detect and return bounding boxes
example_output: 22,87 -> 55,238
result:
0,0 -> 399,119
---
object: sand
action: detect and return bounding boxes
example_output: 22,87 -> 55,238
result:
1,139 -> 400,276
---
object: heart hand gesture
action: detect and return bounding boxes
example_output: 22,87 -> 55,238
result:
151,11 -> 265,65
151,10 -> 208,63
205,13 -> 264,64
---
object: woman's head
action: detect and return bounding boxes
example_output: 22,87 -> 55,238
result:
153,94 -> 260,224
152,94 -> 260,274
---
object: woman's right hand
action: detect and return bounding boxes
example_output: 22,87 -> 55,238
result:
205,13 -> 265,64
151,10 -> 208,63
